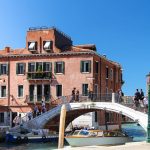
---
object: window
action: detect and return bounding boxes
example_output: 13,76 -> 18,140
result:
29,85 -> 34,102
43,41 -> 52,50
95,112 -> 97,122
37,85 -> 42,101
0,113 -> 4,123
110,68 -> 113,80
18,85 -> 23,97
1,86 -> 6,97
43,62 -> 52,72
54,62 -> 65,74
44,85 -> 50,101
36,62 -> 43,72
28,41 -> 37,51
28,63 -> 35,72
95,61 -> 99,73
0,64 -> 8,75
16,63 -> 25,74
82,84 -> 88,96
56,85 -> 62,97
106,67 -> 109,79
80,60 -> 91,73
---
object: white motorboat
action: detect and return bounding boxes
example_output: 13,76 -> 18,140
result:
65,129 -> 133,147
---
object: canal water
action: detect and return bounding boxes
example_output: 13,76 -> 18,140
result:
0,123 -> 147,150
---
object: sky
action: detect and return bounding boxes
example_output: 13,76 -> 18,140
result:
0,0 -> 150,96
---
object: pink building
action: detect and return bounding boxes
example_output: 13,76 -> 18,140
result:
0,27 -> 123,128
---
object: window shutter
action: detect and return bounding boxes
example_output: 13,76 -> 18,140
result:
0,64 -> 1,75
6,63 -> 9,75
23,63 -> 26,74
80,61 -> 83,72
28,63 -> 30,72
54,62 -> 56,74
43,62 -> 46,71
16,63 -> 18,74
50,62 -> 52,72
88,60 -> 91,73
62,61 -> 65,74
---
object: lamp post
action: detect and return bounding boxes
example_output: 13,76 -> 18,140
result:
146,72 -> 150,143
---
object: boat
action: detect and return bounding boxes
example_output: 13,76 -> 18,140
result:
0,126 -> 10,142
65,129 -> 133,147
6,129 -> 58,143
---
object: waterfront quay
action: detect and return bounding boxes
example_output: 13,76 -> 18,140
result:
64,142 -> 150,150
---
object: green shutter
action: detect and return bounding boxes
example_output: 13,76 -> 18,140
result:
0,64 -> 1,75
80,61 -> 83,72
23,63 -> 26,74
28,63 -> 30,72
16,63 -> 18,74
50,62 -> 52,72
54,62 -> 56,74
88,60 -> 91,73
62,61 -> 65,74
43,62 -> 46,71
6,63 -> 9,75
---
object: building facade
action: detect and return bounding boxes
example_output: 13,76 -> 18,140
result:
0,27 -> 123,128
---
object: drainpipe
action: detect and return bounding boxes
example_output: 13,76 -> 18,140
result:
100,57 -> 102,100
8,56 -> 11,127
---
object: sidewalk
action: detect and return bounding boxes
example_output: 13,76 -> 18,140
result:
62,142 -> 150,150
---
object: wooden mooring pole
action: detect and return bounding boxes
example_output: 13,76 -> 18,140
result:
58,105 -> 66,149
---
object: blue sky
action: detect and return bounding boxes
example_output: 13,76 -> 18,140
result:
0,0 -> 150,95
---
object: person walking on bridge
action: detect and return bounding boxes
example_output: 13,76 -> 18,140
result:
134,89 -> 140,108
140,89 -> 144,106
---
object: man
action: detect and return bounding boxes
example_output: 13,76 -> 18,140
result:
134,89 -> 140,108
13,114 -> 22,126
140,89 -> 144,106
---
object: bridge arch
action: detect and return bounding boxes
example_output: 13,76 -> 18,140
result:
16,102 -> 147,132
44,102 -> 148,131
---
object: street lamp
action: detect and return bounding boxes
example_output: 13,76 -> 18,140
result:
146,72 -> 150,143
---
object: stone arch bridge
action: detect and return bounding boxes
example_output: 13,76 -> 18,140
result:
16,100 -> 148,132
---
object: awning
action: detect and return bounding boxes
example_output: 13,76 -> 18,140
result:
10,107 -> 32,113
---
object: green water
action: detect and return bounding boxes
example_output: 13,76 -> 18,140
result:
0,123 -> 147,150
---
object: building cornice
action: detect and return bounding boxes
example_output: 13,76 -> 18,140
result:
0,51 -> 121,67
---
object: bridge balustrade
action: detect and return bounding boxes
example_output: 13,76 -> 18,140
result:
115,94 -> 146,113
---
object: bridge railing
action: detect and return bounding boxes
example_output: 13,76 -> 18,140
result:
58,93 -> 112,103
115,94 -> 146,113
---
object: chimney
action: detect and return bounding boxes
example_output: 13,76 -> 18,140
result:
5,47 -> 11,53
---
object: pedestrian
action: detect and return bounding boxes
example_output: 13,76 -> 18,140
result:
134,89 -> 140,108
42,106 -> 47,113
13,114 -> 22,126
33,104 -> 39,117
42,100 -> 45,107
71,87 -> 76,102
76,90 -> 79,102
140,89 -> 144,106
88,84 -> 93,101
27,111 -> 32,120
118,89 -> 124,103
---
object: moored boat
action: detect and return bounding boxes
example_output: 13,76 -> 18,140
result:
65,129 -> 133,147
6,129 -> 58,143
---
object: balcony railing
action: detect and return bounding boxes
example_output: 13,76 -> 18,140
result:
26,95 -> 51,102
27,71 -> 52,80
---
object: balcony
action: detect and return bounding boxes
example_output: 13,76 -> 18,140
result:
26,95 -> 51,103
27,71 -> 52,80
